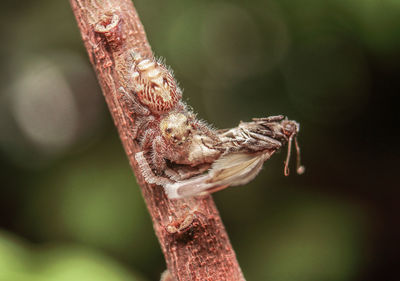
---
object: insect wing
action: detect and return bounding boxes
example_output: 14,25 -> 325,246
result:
164,152 -> 271,199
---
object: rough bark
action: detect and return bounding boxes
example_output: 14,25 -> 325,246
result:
69,0 -> 246,280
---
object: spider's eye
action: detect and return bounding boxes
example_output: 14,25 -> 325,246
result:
166,128 -> 172,134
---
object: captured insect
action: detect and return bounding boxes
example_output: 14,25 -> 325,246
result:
165,116 -> 305,199
117,51 -> 304,199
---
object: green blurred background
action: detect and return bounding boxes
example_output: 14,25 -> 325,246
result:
0,0 -> 399,280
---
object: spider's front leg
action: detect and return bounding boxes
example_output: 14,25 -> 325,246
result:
118,86 -> 153,139
135,151 -> 172,186
136,128 -> 172,186
118,86 -> 151,116
151,135 -> 169,173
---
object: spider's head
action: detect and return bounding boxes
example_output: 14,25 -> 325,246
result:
160,112 -> 192,146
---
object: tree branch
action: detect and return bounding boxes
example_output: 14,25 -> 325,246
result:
69,0 -> 246,280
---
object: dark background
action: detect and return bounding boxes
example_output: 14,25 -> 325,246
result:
0,0 -> 399,280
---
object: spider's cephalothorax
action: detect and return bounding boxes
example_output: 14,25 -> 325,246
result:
160,112 -> 192,146
160,112 -> 221,166
127,52 -> 182,114
137,110 -> 221,175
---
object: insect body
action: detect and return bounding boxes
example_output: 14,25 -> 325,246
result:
165,116 -> 304,198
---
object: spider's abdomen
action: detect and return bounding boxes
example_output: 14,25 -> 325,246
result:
128,54 -> 181,114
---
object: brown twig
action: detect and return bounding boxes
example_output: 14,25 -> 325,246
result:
69,0 -> 246,280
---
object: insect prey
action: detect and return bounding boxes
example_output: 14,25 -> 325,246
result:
165,116 -> 305,199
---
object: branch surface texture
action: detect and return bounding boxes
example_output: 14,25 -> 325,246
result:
69,0 -> 246,280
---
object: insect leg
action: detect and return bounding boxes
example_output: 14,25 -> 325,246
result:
252,115 -> 285,122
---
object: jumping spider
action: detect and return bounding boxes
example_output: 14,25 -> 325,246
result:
118,51 -> 222,184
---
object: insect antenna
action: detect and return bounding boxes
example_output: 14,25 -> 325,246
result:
295,136 -> 305,175
284,132 -> 305,176
284,134 -> 293,176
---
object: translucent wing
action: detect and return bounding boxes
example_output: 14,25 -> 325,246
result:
164,152 -> 272,199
